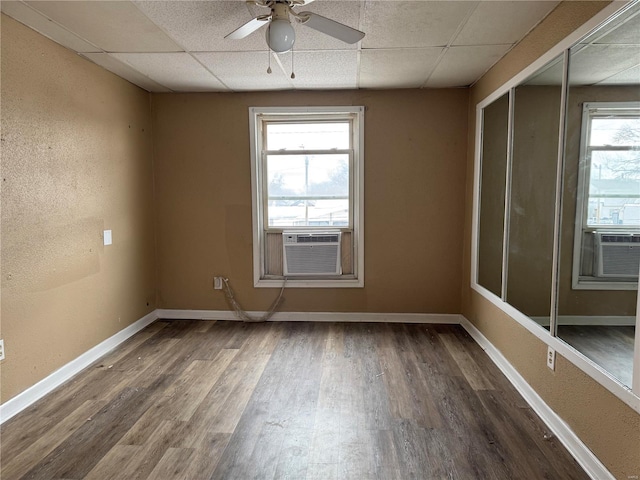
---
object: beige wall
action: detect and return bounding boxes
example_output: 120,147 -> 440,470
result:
152,89 -> 468,314
463,2 -> 640,478
1,15 -> 157,402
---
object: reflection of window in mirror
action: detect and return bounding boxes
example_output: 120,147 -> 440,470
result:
572,102 -> 640,289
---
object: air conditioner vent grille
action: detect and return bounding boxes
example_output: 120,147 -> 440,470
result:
282,231 -> 341,276
596,232 -> 640,278
600,234 -> 640,243
296,234 -> 340,243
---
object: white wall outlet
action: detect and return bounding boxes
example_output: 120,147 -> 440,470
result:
103,229 -> 112,246
214,277 -> 223,290
547,346 -> 555,371
0,339 -> 5,361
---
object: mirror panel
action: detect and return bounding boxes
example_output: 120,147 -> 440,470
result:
478,93 -> 509,297
557,4 -> 640,388
506,55 -> 564,330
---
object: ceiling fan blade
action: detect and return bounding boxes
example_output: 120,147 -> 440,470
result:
299,12 -> 364,44
225,16 -> 269,40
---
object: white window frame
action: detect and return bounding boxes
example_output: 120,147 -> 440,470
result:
572,101 -> 640,290
249,106 -> 365,288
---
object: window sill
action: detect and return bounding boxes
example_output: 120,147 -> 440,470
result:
572,277 -> 638,291
255,277 -> 364,288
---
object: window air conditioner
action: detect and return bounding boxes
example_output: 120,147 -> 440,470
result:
596,233 -> 640,278
282,231 -> 342,276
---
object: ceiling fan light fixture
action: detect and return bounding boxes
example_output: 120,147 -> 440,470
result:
266,19 -> 295,53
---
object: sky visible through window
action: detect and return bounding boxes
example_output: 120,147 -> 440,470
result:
587,116 -> 640,226
266,122 -> 351,227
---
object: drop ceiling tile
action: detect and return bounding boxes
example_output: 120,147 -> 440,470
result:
426,44 -> 511,88
597,63 -> 640,85
195,51 -> 292,91
81,53 -> 171,92
135,1 -> 267,52
453,1 -> 558,46
291,2 -> 362,51
26,1 -> 182,52
1,1 -> 101,53
593,9 -> 640,45
359,48 -> 444,89
361,1 -> 476,49
521,55 -> 564,86
568,44 -> 640,86
276,50 -> 358,89
111,53 -> 227,91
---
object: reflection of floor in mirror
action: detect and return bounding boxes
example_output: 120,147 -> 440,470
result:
557,326 -> 635,387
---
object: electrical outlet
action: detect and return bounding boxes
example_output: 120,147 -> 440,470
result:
547,346 -> 555,371
214,277 -> 223,290
0,339 -> 5,361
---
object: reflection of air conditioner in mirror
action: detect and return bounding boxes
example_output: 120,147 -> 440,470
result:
282,231 -> 341,276
596,233 -> 640,278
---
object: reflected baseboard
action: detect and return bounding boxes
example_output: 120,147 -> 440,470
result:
531,316 -> 636,327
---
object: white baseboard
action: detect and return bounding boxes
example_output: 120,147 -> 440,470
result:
531,315 -> 635,327
0,310 -> 158,424
459,317 -> 614,480
155,309 -> 463,324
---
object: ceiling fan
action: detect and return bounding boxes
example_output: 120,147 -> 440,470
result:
225,0 -> 365,53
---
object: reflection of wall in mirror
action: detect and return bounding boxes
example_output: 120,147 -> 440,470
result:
477,94 -> 509,298
507,85 -> 561,317
560,85 -> 640,316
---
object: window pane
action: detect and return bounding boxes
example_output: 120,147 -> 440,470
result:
267,154 -> 349,227
588,150 -> 640,226
590,117 -> 640,146
266,122 -> 350,150
267,199 -> 349,227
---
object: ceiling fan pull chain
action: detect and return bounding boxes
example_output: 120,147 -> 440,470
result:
291,46 -> 295,79
267,46 -> 272,74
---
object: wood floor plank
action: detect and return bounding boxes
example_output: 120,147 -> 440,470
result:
118,350 -> 237,446
174,359 -> 259,449
96,321 -> 170,368
206,355 -> 271,434
83,444 -> 141,480
306,462 -> 338,480
1,400 -> 105,480
376,327 -> 435,427
1,320 -> 592,480
438,331 -> 494,390
161,351 -> 239,422
20,375 -> 173,479
273,426 -> 313,480
145,447 -> 197,480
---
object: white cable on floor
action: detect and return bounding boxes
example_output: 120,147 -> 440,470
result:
218,277 -> 286,322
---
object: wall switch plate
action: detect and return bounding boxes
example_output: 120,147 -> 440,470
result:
214,277 -> 223,290
547,346 -> 555,371
0,339 -> 5,361
104,230 -> 112,246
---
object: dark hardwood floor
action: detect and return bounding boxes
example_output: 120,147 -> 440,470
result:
558,325 -> 635,387
1,320 -> 589,479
